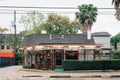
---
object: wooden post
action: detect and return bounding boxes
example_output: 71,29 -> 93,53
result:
43,50 -> 46,68
22,49 -> 24,66
49,50 -> 53,69
98,49 -> 102,60
31,54 -> 32,68
35,53 -> 37,68
78,49 -> 80,60
51,50 -> 53,69
93,49 -> 96,60
84,49 -> 86,60
64,49 -> 66,60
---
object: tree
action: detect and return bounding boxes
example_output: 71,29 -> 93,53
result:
20,13 -> 81,34
68,19 -> 81,34
111,36 -> 118,49
15,50 -> 22,65
44,13 -> 80,34
111,32 -> 120,49
8,34 -> 22,48
0,27 -> 8,33
19,11 -> 45,35
112,0 -> 120,20
113,49 -> 120,59
75,4 -> 98,34
5,34 -> 23,65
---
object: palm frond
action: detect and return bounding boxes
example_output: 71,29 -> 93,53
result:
112,0 -> 115,5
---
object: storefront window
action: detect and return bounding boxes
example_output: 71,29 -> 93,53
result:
65,51 -> 78,60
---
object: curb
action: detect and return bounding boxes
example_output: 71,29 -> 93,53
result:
23,75 -> 43,77
50,75 -> 102,78
21,67 -> 120,73
50,75 -> 120,78
64,70 -> 120,73
111,75 -> 120,78
20,68 -> 55,73
50,76 -> 71,78
20,68 -> 41,72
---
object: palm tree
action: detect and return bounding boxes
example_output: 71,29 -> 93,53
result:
75,4 -> 97,34
112,0 -> 120,20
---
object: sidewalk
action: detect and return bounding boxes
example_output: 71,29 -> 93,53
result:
21,68 -> 120,78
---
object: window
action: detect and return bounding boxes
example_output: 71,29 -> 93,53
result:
65,51 -> 78,60
7,45 -> 10,49
1,44 -> 4,49
104,53 -> 111,56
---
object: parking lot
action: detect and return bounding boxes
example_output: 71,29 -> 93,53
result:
0,66 -> 120,80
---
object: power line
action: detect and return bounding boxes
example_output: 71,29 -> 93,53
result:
0,9 -> 15,11
0,10 -> 115,15
0,6 -> 115,15
0,11 -> 114,15
0,6 -> 116,9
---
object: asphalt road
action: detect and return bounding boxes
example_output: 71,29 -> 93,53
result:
0,66 -> 120,80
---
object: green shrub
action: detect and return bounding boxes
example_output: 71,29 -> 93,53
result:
113,49 -> 120,59
15,50 -> 22,65
63,60 -> 120,70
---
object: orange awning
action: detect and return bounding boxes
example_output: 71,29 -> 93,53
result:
0,52 -> 15,58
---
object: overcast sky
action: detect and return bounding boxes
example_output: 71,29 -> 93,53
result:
0,0 -> 119,36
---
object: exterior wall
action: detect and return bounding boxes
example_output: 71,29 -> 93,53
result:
0,42 -> 15,65
79,49 -> 84,60
102,50 -> 112,60
22,44 -> 102,69
23,48 -> 103,69
79,49 -> 94,60
93,36 -> 112,59
0,42 -> 14,52
86,50 -> 94,60
93,36 -> 111,48
0,57 -> 14,65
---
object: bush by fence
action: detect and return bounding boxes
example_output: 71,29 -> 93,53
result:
63,60 -> 120,70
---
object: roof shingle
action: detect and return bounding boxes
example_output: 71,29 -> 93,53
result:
21,34 -> 95,48
92,32 -> 111,36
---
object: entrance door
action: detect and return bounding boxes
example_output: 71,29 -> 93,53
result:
54,50 -> 63,68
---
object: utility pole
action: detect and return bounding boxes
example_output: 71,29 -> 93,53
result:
13,10 -> 17,65
14,10 -> 17,54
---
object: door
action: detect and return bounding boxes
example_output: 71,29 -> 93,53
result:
54,49 -> 63,68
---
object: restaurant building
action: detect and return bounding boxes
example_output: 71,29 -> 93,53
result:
20,34 -> 103,69
0,34 -> 15,66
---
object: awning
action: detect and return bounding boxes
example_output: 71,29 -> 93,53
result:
0,52 -> 15,58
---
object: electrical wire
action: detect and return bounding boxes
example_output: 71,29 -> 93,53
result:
0,11 -> 115,15
0,6 -> 116,15
0,6 -> 116,9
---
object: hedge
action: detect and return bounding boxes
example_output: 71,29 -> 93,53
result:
63,59 -> 120,70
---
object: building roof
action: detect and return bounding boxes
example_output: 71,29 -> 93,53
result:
92,32 -> 111,37
0,34 -> 13,43
0,34 -> 23,43
21,34 -> 95,48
